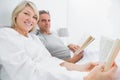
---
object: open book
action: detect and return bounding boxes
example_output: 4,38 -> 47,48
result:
99,36 -> 120,71
74,35 -> 95,54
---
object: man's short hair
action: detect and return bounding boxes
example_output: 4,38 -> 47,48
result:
39,10 -> 50,16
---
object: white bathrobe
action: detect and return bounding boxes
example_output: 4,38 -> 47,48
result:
0,28 -> 87,80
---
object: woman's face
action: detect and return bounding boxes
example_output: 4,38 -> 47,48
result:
15,6 -> 37,33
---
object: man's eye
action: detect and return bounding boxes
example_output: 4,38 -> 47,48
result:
41,20 -> 46,22
48,20 -> 51,22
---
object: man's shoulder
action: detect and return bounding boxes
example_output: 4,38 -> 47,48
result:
51,31 -> 59,37
33,29 -> 39,35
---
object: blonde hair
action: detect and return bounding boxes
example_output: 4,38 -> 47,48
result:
11,0 -> 39,30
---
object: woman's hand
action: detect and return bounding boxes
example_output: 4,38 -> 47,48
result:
84,63 -> 118,80
81,62 -> 98,71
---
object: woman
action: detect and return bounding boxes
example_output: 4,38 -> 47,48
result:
0,1 -> 117,80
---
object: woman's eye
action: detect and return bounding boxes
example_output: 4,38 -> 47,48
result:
24,12 -> 29,15
33,16 -> 37,20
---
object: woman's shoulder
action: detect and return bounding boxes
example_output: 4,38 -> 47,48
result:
0,27 -> 11,34
0,26 -> 12,31
0,27 -> 18,38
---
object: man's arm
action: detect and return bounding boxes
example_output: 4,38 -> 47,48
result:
65,51 -> 84,63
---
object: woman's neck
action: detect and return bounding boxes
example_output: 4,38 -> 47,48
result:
12,27 -> 28,37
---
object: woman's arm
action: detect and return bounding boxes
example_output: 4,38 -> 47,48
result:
60,61 -> 98,72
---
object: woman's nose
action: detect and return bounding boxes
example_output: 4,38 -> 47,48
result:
27,17 -> 35,23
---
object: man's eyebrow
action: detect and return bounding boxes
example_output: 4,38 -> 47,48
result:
41,19 -> 46,21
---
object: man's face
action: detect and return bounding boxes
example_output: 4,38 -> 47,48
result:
38,13 -> 51,32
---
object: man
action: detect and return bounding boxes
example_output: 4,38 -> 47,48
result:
35,10 -> 83,63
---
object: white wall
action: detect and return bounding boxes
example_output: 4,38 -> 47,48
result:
0,0 -> 68,31
68,0 -> 120,50
0,0 -> 120,50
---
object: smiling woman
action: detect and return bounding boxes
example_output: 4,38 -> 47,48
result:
11,1 -> 39,37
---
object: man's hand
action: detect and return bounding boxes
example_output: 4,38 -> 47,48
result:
68,44 -> 80,52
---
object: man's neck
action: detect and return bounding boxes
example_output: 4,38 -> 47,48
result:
40,30 -> 51,35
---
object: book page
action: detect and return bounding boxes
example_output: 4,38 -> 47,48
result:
104,39 -> 120,71
74,36 -> 94,54
99,36 -> 120,71
99,36 -> 113,63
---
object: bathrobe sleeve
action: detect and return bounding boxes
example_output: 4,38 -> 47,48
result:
0,29 -> 86,80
